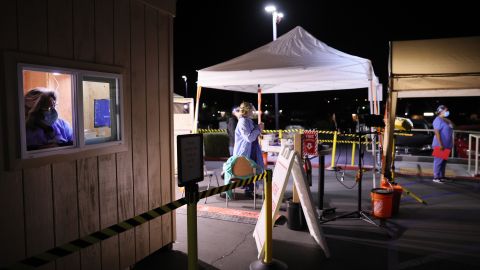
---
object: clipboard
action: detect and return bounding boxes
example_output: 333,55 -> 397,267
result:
432,146 -> 451,160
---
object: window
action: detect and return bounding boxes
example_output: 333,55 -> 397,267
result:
173,102 -> 190,114
19,64 -> 123,158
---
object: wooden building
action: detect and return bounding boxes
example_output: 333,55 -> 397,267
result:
0,0 -> 176,269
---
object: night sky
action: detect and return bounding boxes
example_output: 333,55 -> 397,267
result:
173,0 -> 480,128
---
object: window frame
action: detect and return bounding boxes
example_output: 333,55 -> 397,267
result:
3,52 -> 127,170
18,64 -> 125,159
77,71 -> 124,149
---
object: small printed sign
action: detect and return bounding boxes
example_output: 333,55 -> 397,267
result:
177,134 -> 204,187
303,130 -> 318,156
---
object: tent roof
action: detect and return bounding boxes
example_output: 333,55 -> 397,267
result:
391,36 -> 480,96
197,26 -> 377,94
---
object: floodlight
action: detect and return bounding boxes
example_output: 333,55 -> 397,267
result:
265,5 -> 276,13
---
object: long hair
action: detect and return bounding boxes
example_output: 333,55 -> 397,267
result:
24,87 -> 57,129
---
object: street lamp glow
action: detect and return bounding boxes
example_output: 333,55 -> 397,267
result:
265,4 -> 284,130
182,75 -> 188,97
265,5 -> 276,13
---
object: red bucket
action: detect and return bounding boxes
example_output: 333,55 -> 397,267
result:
370,188 -> 393,219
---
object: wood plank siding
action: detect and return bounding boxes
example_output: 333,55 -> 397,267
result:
0,1 -> 176,269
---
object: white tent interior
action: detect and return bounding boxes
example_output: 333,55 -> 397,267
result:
195,26 -> 381,129
382,36 -> 480,179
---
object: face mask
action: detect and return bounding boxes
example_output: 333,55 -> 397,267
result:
443,111 -> 450,117
40,109 -> 58,126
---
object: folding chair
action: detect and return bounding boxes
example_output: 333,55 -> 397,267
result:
203,164 -> 220,204
223,156 -> 260,209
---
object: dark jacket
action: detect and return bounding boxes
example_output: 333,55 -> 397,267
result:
227,116 -> 238,147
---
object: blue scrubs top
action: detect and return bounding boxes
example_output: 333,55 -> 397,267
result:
26,118 -> 73,149
432,116 -> 453,149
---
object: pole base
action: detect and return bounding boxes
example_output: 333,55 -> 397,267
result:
249,259 -> 288,270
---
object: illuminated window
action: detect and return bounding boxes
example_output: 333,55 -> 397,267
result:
81,76 -> 120,145
19,64 -> 123,158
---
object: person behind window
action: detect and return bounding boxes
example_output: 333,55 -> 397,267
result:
24,87 -> 73,150
227,106 -> 240,155
432,105 -> 454,183
233,101 -> 264,198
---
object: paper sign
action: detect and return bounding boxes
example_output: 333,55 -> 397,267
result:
177,134 -> 204,187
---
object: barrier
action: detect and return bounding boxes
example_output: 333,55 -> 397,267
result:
3,171 -> 268,270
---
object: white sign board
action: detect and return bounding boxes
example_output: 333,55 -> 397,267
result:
253,146 -> 330,259
253,146 -> 295,258
291,155 -> 331,258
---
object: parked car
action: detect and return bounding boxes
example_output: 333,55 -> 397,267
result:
395,118 -> 434,155
452,124 -> 480,158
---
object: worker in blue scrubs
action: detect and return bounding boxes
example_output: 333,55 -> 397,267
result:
432,105 -> 454,183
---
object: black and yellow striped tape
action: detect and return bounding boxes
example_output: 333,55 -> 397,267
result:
2,197 -> 187,269
3,172 -> 268,270
318,139 -> 379,145
199,171 -> 267,200
197,128 -> 227,133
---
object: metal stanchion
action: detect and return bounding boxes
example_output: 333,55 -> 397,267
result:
186,183 -> 200,270
328,131 -> 338,170
250,170 -> 287,270
351,142 -> 356,166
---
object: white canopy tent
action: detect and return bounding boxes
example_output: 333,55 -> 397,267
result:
195,26 -> 380,128
198,26 -> 378,93
382,36 -> 480,180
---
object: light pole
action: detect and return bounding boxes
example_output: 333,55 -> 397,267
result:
265,5 -> 283,130
182,75 -> 188,98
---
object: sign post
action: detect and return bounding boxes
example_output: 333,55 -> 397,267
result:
177,134 -> 204,270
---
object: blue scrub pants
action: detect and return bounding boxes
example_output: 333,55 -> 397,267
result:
433,157 -> 447,179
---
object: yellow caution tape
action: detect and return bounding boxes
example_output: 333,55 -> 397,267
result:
4,172 -> 267,269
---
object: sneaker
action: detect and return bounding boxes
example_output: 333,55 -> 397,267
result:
432,178 -> 444,183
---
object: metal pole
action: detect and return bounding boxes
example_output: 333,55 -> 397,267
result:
318,155 -> 325,209
186,184 -> 199,270
330,131 -> 338,169
272,12 -> 280,130
250,169 -> 287,269
275,94 -> 279,130
351,142 -> 356,166
264,170 -> 272,264
357,135 -> 362,213
185,80 -> 188,98
272,12 -> 277,40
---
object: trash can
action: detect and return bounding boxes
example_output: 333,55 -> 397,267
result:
287,200 -> 306,230
370,188 -> 393,219
392,184 -> 403,216
380,180 -> 403,216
